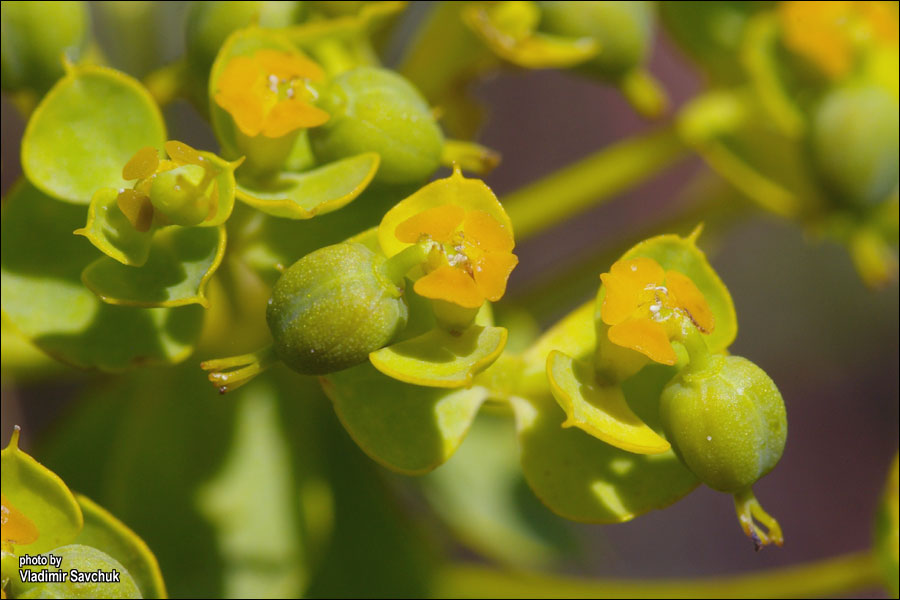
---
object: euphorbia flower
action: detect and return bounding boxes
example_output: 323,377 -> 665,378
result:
379,168 -> 518,309
115,140 -> 222,230
778,1 -> 899,80
214,49 -> 330,138
600,257 -> 714,365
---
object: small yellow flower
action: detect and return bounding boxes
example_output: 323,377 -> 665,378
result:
214,49 -> 330,138
379,169 -> 518,309
117,141 -> 219,231
779,1 -> 899,80
1,492 -> 39,547
600,257 -> 714,365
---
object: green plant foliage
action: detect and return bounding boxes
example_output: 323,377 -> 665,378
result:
81,225 -> 226,308
15,544 -> 142,599
422,412 -> 577,567
21,66 -> 166,204
74,495 -> 167,599
1,182 -> 205,370
1,430 -> 83,555
513,376 -> 699,523
197,380 -> 309,598
323,362 -> 489,474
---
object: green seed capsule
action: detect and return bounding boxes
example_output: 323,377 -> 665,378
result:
15,544 -> 141,599
267,243 -> 408,375
310,67 -> 445,184
149,164 -> 214,227
537,1 -> 654,79
660,355 -> 787,493
811,84 -> 899,209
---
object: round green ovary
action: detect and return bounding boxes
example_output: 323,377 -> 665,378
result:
267,243 -> 408,375
15,545 -> 141,599
538,0 -> 653,78
812,84 -> 899,208
310,67 -> 444,184
659,355 -> 786,493
149,164 -> 212,226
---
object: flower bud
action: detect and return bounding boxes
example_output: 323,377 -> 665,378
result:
537,1 -> 654,79
148,164 -> 214,226
267,243 -> 408,375
310,67 -> 444,184
660,355 -> 787,493
811,84 -> 899,208
15,544 -> 141,599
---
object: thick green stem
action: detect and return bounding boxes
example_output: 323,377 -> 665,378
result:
502,125 -> 689,241
433,551 -> 883,599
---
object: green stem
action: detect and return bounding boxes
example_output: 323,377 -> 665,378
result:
502,125 -> 689,241
380,243 -> 429,286
433,551 -> 883,599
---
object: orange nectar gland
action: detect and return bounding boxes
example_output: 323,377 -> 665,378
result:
214,49 -> 330,138
117,141 -> 220,231
600,257 -> 715,365
1,492 -> 39,548
395,203 -> 519,309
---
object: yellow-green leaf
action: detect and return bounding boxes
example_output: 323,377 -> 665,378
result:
81,226 -> 226,308
1,428 -> 83,554
1,181 -> 205,370
322,362 -> 488,474
21,65 -> 166,204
